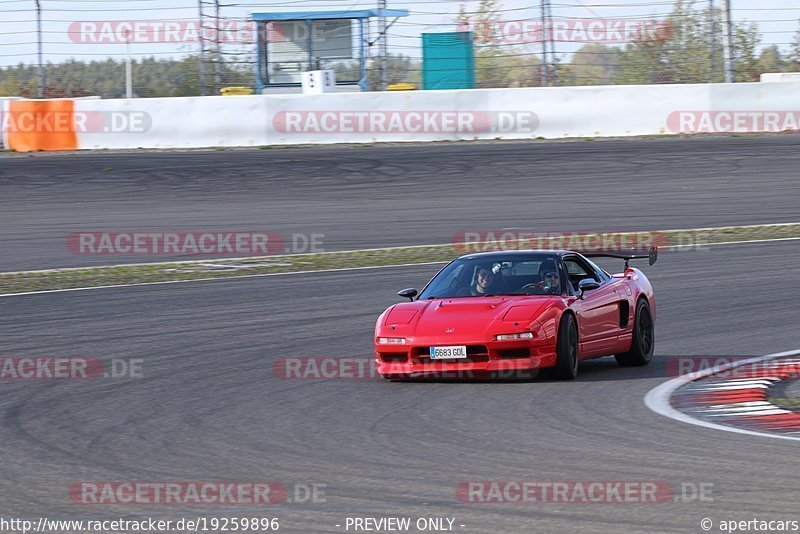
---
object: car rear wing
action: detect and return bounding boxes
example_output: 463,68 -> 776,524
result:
583,247 -> 658,269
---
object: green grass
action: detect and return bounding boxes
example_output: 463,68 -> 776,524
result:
1,223 -> 799,295
770,397 -> 800,412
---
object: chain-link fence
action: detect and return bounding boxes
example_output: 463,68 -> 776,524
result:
1,0 -> 799,98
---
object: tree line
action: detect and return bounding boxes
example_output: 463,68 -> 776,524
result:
0,56 -> 253,98
464,0 -> 800,87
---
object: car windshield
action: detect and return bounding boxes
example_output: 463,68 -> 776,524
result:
418,254 -> 564,299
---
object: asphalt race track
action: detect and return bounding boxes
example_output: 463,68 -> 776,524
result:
1,138 -> 800,533
2,137 -> 800,270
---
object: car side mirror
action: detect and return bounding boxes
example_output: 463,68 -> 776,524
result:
397,288 -> 418,301
578,279 -> 600,299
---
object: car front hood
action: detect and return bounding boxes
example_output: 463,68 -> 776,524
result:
383,296 -> 553,343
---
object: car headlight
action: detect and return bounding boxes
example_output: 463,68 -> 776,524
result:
494,332 -> 535,341
377,337 -> 407,345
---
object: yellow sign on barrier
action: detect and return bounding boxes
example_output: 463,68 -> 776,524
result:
387,83 -> 417,91
221,87 -> 254,96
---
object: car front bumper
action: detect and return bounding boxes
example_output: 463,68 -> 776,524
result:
375,340 -> 557,378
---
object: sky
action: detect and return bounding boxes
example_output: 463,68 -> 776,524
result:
1,0 -> 799,68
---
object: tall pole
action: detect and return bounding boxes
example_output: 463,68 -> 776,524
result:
35,0 -> 44,97
125,31 -> 133,98
709,0 -> 716,82
721,0 -> 734,83
540,0 -> 554,86
540,0 -> 547,86
379,0 -> 387,90
549,2 -> 556,86
198,0 -> 206,96
214,0 -> 221,94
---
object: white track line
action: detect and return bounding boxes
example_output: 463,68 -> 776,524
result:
0,261 -> 449,298
666,236 -> 800,249
644,349 -> 800,441
5,221 -> 797,275
1,233 -> 798,299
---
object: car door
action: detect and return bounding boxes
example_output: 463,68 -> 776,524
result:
563,255 -> 623,356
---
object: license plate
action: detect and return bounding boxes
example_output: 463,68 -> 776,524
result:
429,345 -> 468,359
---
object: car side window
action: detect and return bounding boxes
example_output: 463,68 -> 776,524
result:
584,257 -> 611,282
564,256 -> 600,292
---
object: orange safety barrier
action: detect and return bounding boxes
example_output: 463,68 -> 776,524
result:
2,99 -> 78,152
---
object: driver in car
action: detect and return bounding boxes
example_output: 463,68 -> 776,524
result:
536,260 -> 562,295
459,264 -> 503,296
471,265 -> 497,295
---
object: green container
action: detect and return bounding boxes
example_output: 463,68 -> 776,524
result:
422,31 -> 475,90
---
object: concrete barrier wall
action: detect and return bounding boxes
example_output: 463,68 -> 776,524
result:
0,97 -> 21,149
76,95 -> 271,150
761,72 -> 800,83
3,81 -> 800,151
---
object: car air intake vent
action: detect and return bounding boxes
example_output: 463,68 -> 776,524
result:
378,353 -> 408,363
498,348 -> 531,359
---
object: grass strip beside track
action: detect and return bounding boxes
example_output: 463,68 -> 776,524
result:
1,223 -> 799,295
771,398 -> 800,411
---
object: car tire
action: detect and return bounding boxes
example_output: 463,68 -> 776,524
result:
615,298 -> 654,367
549,313 -> 579,380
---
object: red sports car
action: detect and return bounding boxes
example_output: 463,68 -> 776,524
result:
374,249 -> 657,380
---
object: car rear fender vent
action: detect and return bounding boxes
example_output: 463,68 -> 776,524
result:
619,300 -> 630,328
